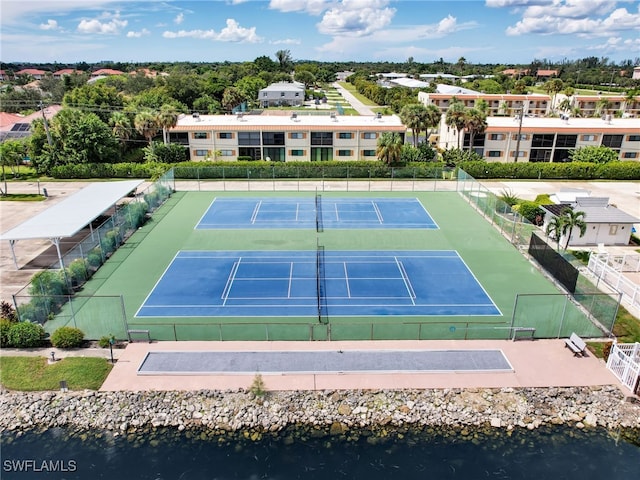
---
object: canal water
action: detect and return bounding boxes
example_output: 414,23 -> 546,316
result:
1,426 -> 639,479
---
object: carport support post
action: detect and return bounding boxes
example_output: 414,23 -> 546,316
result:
52,237 -> 64,269
8,240 -> 19,269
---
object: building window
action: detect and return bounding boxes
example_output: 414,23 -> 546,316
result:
238,132 -> 261,146
581,134 -> 596,141
290,149 -> 304,156
219,150 -> 233,156
362,132 -> 377,140
512,134 -> 528,141
263,92 -> 267,97
338,132 -> 354,139
337,150 -> 352,156
294,92 -> 299,97
193,132 -> 208,139
194,149 -> 208,156
280,92 -> 285,97
532,134 -> 555,148
290,132 -> 304,139
490,134 -> 505,141
262,132 -> 285,145
218,132 -> 233,139
363,150 -> 376,157
488,151 -> 502,157
509,151 -> 526,158
609,225 -> 618,235
555,134 -> 577,148
602,134 -> 623,149
627,135 -> 640,141
623,152 -> 638,159
311,132 -> 333,146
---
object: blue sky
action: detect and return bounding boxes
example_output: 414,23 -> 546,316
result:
1,0 -> 639,64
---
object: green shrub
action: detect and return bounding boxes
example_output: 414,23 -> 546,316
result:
7,321 -> 46,348
1,300 -> 17,322
98,335 -> 115,348
66,258 -> 89,286
249,373 -> 267,398
0,319 -> 13,347
87,247 -> 103,268
517,201 -> 545,225
29,270 -> 68,297
51,326 -> 85,348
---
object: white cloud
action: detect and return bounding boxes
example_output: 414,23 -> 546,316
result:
269,0 -> 332,15
126,28 -> 150,38
270,38 -> 302,45
500,0 -> 640,36
77,12 -> 127,34
586,35 -> 640,52
485,0 -> 555,7
318,1 -> 396,36
163,18 -> 262,43
174,13 -> 184,25
39,19 -> 59,31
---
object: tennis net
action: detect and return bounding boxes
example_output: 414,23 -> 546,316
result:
315,192 -> 323,232
316,240 -> 326,324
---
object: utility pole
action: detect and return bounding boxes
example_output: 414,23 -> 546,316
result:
514,103 -> 524,162
39,101 -> 53,147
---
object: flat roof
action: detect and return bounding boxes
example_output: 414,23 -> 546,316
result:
172,113 -> 405,130
486,116 -> 640,132
0,180 -> 143,241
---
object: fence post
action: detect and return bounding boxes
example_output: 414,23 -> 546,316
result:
509,294 -> 519,339
173,324 -> 177,341
120,295 -> 130,338
557,295 -> 569,338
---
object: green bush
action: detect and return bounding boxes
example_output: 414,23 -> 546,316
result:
87,247 -> 103,269
0,319 -> 13,347
7,321 -> 46,348
98,335 -> 115,348
50,326 -> 85,348
66,258 -> 89,286
460,160 -> 640,180
1,300 -> 17,322
517,201 -> 545,225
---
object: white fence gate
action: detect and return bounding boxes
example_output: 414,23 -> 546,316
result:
606,343 -> 640,394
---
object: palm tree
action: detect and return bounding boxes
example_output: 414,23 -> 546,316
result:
445,100 -> 466,149
543,79 -> 564,113
561,209 -> 587,250
595,98 -> 612,118
463,108 -> 487,152
545,215 -> 565,250
134,109 -> 160,145
376,132 -> 403,165
275,49 -> 292,73
221,87 -> 245,113
399,104 -> 426,147
423,104 -> 442,141
109,111 -> 131,158
623,90 -> 637,117
157,104 -> 179,144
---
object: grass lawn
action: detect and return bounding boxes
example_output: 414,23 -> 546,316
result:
0,193 -> 46,202
0,356 -> 113,391
337,82 -> 380,107
588,305 -> 640,358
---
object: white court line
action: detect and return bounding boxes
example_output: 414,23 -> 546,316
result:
287,262 -> 294,298
395,257 -> 416,305
343,262 -> 351,298
221,258 -> 241,305
250,201 -> 262,224
371,201 -> 384,224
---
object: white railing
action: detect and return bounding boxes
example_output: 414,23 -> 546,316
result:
588,253 -> 640,311
606,343 -> 640,393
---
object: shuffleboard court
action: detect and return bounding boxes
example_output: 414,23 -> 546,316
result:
135,250 -> 501,318
195,197 -> 438,229
137,349 -> 513,375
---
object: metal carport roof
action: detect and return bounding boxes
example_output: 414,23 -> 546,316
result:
1,180 -> 143,269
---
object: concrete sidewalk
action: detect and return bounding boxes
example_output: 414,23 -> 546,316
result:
99,339 -> 621,392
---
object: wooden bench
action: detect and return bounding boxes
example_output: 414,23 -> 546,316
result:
127,329 -> 151,343
564,332 -> 587,356
512,327 -> 536,341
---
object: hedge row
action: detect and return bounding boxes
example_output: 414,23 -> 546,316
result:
50,162 -> 168,179
48,159 -> 640,181
172,161 -> 450,179
459,161 -> 640,180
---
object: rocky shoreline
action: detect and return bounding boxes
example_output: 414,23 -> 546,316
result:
1,386 -> 639,437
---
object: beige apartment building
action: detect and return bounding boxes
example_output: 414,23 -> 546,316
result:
168,113 -> 406,162
438,116 -> 640,163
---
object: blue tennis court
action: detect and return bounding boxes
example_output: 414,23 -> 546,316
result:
195,197 -> 437,229
135,250 -> 500,318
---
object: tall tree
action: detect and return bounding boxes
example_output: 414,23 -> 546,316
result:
294,70 -> 316,90
109,111 -> 132,157
157,104 -> 179,144
561,209 -> 587,250
275,49 -> 293,73
445,99 -> 466,149
0,140 -> 26,195
376,132 -> 403,165
542,79 -> 564,113
463,108 -> 487,152
545,215 -> 565,250
399,104 -> 427,147
221,87 -> 246,113
134,109 -> 160,145
423,104 -> 442,141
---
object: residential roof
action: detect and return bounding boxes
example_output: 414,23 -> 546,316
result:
541,198 -> 640,224
53,69 -> 82,76
16,69 -> 46,75
389,77 -> 429,88
91,68 -> 124,76
171,113 -> 405,132
0,181 -> 144,242
435,84 -> 480,95
537,69 -> 559,76
260,82 -> 304,92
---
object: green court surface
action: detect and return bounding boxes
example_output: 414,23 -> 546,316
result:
48,191 -> 605,341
